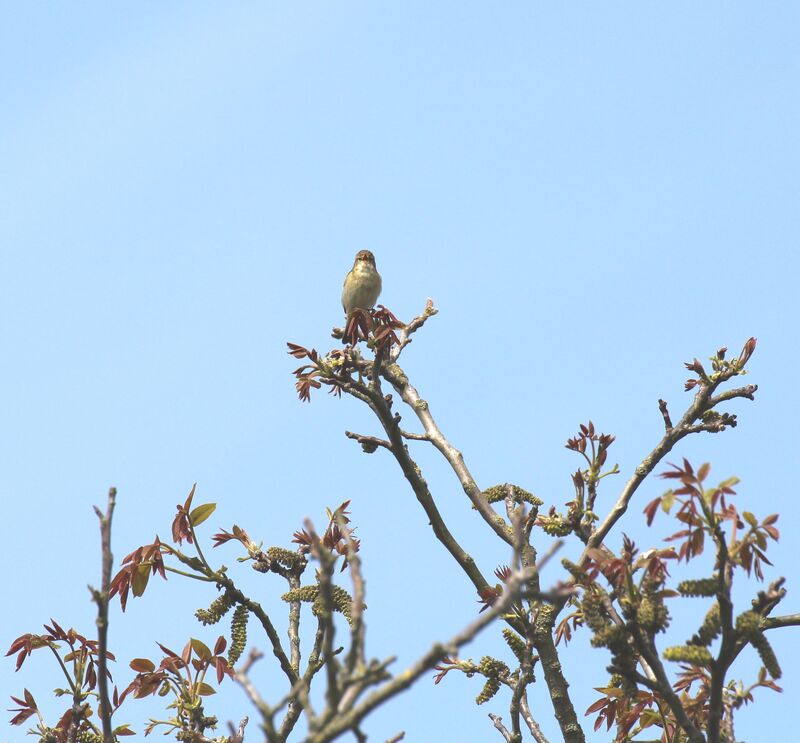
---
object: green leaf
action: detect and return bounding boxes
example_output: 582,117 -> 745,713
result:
743,511 -> 758,528
196,683 -> 216,696
661,490 -> 675,513
190,503 -> 217,527
132,564 -> 150,597
190,638 -> 212,661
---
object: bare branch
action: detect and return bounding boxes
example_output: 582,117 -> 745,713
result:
390,299 -> 438,360
520,693 -> 551,743
345,430 -> 392,453
233,649 -> 275,738
488,713 -> 514,742
379,361 -> 513,546
339,374 -> 492,594
343,524 -> 367,677
658,399 -> 673,431
763,613 -> 800,630
707,384 -> 758,407
89,487 -> 116,743
399,428 -> 430,441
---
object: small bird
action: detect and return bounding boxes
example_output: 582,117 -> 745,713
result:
341,250 -> 382,318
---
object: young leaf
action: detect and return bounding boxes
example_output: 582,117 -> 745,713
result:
189,503 -> 217,528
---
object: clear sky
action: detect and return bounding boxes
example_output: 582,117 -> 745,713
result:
1,4 -> 798,742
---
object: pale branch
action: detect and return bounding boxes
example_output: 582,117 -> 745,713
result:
379,360 -> 514,547
277,618 -> 326,737
399,428 -> 430,441
488,713 -> 514,742
282,567 -> 304,735
707,384 -> 758,407
233,650 -> 276,740
89,486 -> 116,743
508,670 -> 534,742
306,566 -> 539,743
390,299 -> 438,359
230,717 -> 249,743
339,375 -> 491,594
342,523 -> 367,678
520,694 -> 551,743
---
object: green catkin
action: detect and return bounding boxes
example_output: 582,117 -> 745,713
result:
736,610 -> 781,679
678,578 -> 718,597
195,591 -> 234,625
266,546 -> 306,570
476,675 -> 502,705
690,603 -> 721,646
502,627 -> 527,663
663,645 -> 713,665
478,656 -> 509,677
749,632 -> 782,679
480,484 -> 543,508
228,604 -> 249,666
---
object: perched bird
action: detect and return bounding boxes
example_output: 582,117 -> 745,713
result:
341,250 -> 382,318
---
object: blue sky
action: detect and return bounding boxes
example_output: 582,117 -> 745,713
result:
1,4 -> 798,741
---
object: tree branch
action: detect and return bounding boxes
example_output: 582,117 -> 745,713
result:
89,487 -> 116,743
307,566 -> 539,743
